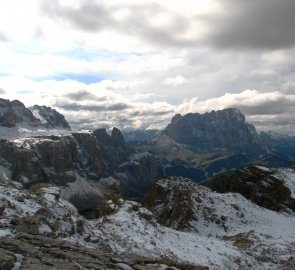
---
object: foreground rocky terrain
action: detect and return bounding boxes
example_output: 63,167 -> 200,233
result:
1,165 -> 295,269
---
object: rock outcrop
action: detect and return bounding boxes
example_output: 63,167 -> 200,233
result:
208,165 -> 295,212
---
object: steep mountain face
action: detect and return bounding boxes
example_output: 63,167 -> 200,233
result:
0,128 -> 156,211
162,108 -> 266,157
208,165 -> 295,212
30,105 -> 71,129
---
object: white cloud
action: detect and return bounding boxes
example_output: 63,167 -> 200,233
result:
0,0 -> 295,133
163,75 -> 187,87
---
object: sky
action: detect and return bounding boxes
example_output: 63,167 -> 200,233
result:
0,0 -> 295,133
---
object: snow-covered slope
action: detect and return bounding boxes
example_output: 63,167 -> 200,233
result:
1,166 -> 295,269
275,168 -> 295,198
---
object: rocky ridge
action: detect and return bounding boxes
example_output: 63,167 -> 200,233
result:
0,127 -> 156,212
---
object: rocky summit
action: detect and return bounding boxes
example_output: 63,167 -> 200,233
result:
0,98 -> 71,129
162,108 -> 267,158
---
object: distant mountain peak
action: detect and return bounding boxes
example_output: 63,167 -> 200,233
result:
161,108 -> 266,157
0,98 -> 71,130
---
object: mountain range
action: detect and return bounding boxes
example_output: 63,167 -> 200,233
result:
1,98 -> 295,269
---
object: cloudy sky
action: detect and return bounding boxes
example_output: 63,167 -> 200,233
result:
0,0 -> 295,133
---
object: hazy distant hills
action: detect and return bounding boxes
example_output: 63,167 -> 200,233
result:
259,130 -> 295,157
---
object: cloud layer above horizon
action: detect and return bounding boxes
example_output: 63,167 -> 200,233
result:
0,0 -> 295,133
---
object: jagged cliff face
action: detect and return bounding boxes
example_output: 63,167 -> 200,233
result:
0,127 -> 156,211
162,108 -> 266,157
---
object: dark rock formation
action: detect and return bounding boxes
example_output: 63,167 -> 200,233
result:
208,165 -> 295,212
93,127 -> 131,166
117,153 -> 157,198
162,108 -> 267,158
0,128 -> 156,210
145,177 -> 195,231
0,136 -> 79,186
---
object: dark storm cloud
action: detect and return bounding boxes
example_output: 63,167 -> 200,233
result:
238,98 -> 295,116
41,1 -> 194,48
205,0 -> 295,49
41,0 -> 295,50
55,101 -> 129,112
42,0 -> 112,32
